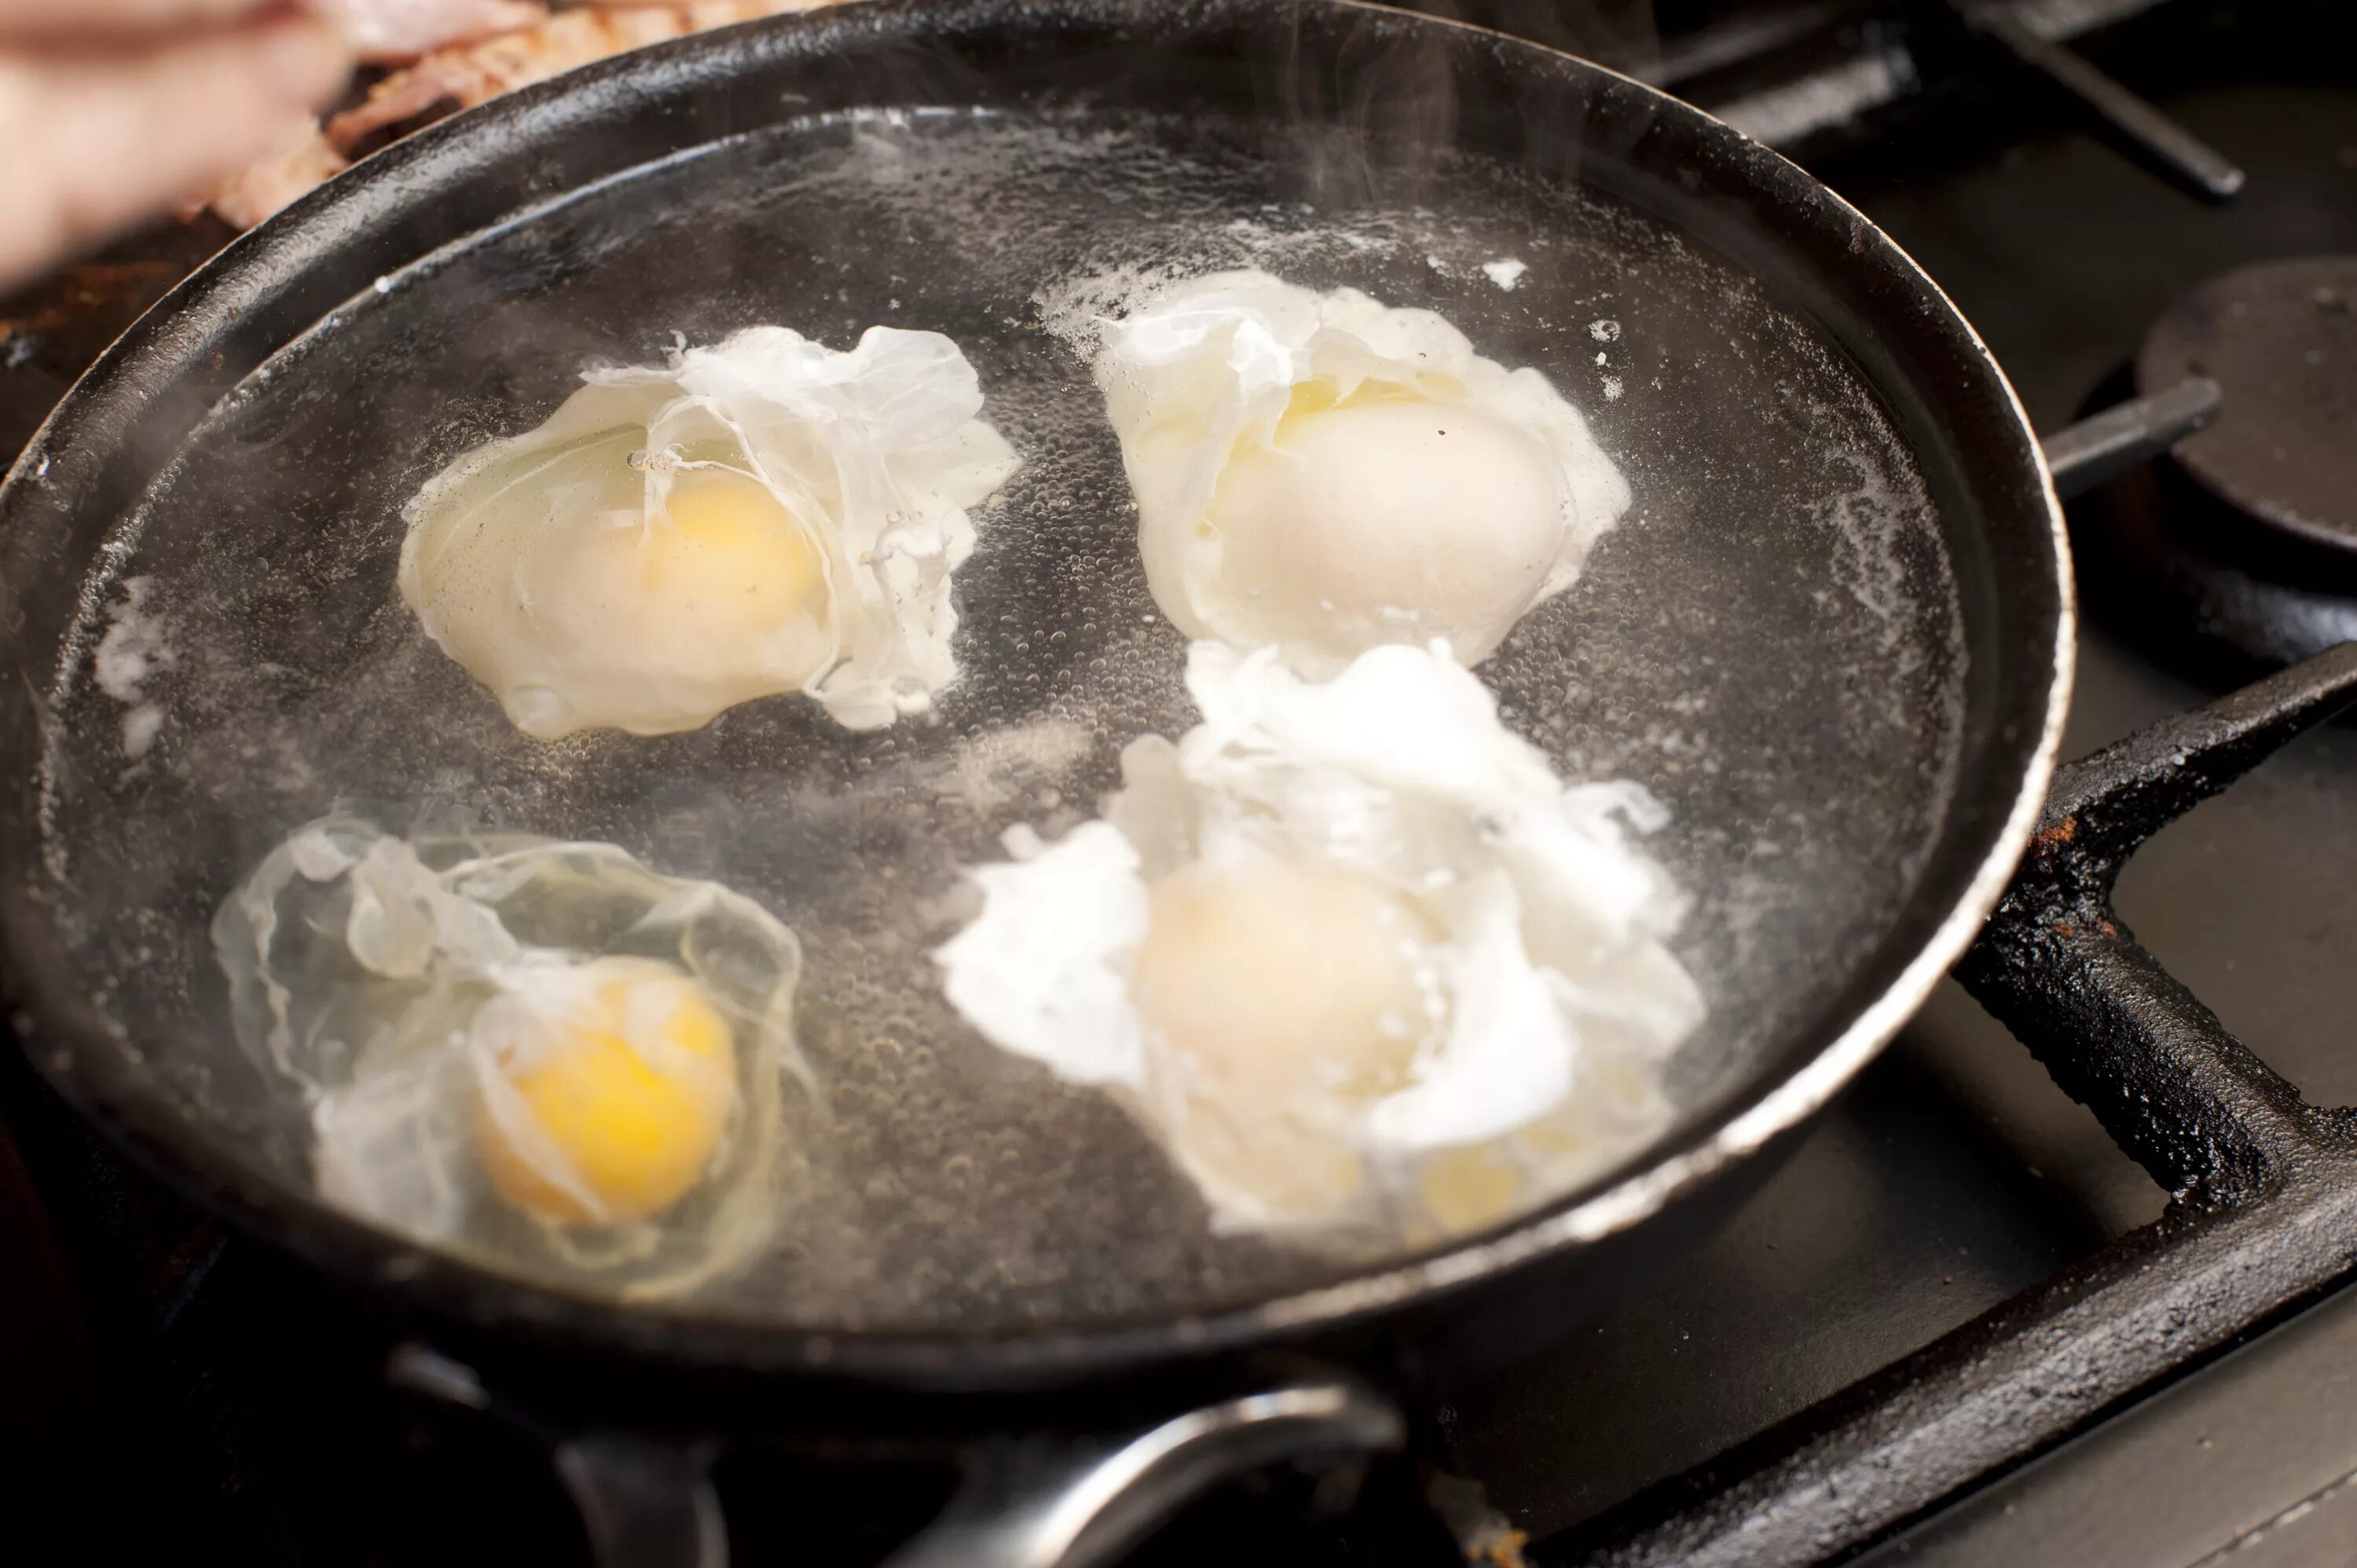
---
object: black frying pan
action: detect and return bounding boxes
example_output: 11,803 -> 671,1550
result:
0,2 -> 2069,1561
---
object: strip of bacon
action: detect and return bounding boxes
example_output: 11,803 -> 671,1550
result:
309,0 -> 553,64
203,1 -> 834,229
201,116 -> 352,231
325,8 -> 687,151
324,1 -> 830,156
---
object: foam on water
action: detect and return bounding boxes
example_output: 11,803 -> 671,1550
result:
90,576 -> 172,760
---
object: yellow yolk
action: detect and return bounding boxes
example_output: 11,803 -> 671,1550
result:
474,965 -> 738,1226
1417,1144 -> 1525,1236
1127,854 -> 1443,1221
1268,375 -> 1431,436
473,464 -> 838,737
624,467 -> 827,633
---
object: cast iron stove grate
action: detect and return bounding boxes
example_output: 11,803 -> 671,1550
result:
1549,633 -> 2357,1567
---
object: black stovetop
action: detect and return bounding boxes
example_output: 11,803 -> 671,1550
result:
4,3 -> 2355,1565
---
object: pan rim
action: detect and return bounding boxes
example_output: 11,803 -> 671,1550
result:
0,0 -> 2073,1389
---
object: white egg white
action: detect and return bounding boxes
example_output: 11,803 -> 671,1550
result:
214,817 -> 803,1296
400,325 -> 1018,738
934,640 -> 1703,1236
1093,269 -> 1632,672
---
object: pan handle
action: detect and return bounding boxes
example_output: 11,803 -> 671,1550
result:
390,1344 -> 1402,1568
389,1344 -> 731,1568
882,1377 -> 1406,1568
554,1433 -> 729,1568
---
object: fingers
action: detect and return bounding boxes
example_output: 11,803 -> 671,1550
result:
0,16 -> 351,291
0,0 -> 288,38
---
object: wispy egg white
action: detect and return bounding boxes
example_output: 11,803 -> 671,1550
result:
400,325 -> 1018,738
1093,269 -> 1631,673
934,641 -> 1704,1238
214,818 -> 805,1299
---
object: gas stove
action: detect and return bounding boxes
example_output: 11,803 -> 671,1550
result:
3,2 -> 2355,1565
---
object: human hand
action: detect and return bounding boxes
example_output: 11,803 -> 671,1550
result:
0,0 -> 351,293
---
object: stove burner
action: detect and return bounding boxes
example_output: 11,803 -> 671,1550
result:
2072,255 -> 2357,680
2139,256 -> 2357,549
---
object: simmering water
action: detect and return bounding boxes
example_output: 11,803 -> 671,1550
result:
38,108 -> 1961,1332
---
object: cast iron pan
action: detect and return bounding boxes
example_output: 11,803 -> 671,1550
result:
0,1 -> 2070,1559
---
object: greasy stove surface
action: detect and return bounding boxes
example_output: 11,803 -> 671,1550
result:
4,3 -> 2355,1566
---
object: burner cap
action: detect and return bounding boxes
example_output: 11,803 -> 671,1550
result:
2136,255 -> 2357,551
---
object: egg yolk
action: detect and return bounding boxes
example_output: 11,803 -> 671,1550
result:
1127,853 -> 1444,1221
474,967 -> 738,1226
480,464 -> 839,738
1204,381 -> 1568,665
1417,1144 -> 1525,1236
628,467 -> 828,632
